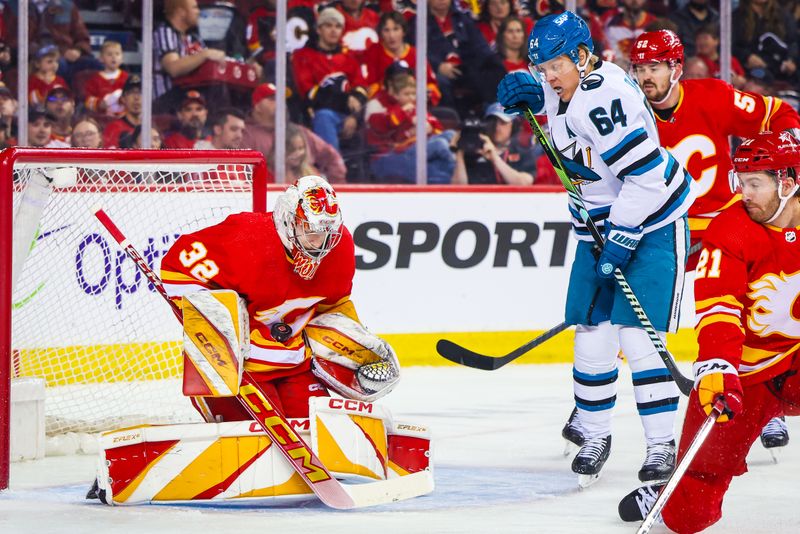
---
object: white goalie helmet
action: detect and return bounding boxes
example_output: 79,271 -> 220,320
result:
273,175 -> 343,280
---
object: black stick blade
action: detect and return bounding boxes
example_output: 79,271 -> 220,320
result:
436,339 -> 509,371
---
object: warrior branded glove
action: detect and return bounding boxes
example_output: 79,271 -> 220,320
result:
694,358 -> 743,423
596,222 -> 642,278
496,71 -> 545,116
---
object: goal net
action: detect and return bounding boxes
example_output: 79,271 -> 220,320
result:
2,148 -> 268,458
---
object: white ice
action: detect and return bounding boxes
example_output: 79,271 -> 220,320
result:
2,363 -> 798,534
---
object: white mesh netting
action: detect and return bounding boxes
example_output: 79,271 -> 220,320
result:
10,160 -> 257,438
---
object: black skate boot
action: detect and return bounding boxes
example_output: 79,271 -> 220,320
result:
638,440 -> 676,482
618,483 -> 664,522
572,435 -> 611,488
761,416 -> 789,463
561,407 -> 585,456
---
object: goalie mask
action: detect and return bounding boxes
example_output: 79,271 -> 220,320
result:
273,175 -> 343,280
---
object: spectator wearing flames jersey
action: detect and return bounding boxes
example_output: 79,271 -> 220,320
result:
153,0 -> 226,113
291,7 -> 368,151
619,131 -> 800,534
362,11 -> 441,106
163,90 -> 211,149
601,0 -> 657,69
327,0 -> 380,57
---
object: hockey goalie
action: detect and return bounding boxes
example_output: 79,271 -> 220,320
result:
87,176 -> 432,506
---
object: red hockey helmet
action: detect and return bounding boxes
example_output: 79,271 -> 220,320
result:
630,30 -> 684,66
733,131 -> 800,177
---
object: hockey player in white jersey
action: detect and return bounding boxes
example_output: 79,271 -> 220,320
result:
497,11 -> 696,485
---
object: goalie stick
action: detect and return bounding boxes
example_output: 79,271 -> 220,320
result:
437,322 -> 570,370
92,207 -> 433,509
522,108 -> 693,396
637,400 -> 726,534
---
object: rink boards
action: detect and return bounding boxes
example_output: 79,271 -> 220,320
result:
12,187 -> 700,383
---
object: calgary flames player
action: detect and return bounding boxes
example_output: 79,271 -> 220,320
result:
86,176 -> 432,506
627,29 -> 800,457
160,174 -> 399,420
619,131 -> 800,531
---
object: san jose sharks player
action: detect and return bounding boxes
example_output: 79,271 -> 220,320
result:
497,11 -> 697,486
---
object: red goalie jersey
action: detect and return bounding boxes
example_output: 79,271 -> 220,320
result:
656,79 -> 800,237
694,203 -> 800,387
160,212 -> 357,378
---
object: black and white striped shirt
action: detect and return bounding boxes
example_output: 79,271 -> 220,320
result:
153,21 -> 205,98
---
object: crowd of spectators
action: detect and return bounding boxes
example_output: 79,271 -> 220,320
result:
0,0 -> 796,185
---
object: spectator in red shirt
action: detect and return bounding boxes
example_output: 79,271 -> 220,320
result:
44,85 -> 75,144
330,0 -> 380,56
84,40 -> 129,117
601,0 -> 658,68
362,11 -> 441,105
496,15 -> 529,73
476,0 -> 533,51
28,44 -> 68,109
291,7 -> 368,151
103,74 -> 142,148
163,90 -> 211,149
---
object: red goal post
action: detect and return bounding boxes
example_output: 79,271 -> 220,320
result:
0,148 -> 268,489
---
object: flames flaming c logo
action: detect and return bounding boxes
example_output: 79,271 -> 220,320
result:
303,187 -> 339,217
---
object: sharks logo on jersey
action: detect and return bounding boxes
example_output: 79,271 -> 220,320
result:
540,60 -> 696,239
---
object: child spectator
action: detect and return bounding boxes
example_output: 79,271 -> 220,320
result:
363,11 -> 441,106
476,0 -> 533,51
71,116 -> 103,148
367,72 -> 455,184
29,45 -> 68,109
120,124 -> 164,149
84,40 -> 129,117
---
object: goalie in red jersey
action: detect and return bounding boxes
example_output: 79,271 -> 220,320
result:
619,131 -> 800,532
160,175 -> 400,421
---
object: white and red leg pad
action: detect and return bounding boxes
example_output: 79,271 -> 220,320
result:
96,401 -> 432,505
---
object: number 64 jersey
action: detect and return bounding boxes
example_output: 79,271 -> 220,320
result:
694,203 -> 800,387
541,60 -> 696,240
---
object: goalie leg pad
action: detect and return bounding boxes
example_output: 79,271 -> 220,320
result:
96,420 -> 315,505
182,290 -> 248,397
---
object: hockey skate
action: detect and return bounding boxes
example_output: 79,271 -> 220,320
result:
760,416 -> 789,463
638,440 -> 676,482
618,483 -> 664,522
561,407 -> 585,457
572,435 -> 611,488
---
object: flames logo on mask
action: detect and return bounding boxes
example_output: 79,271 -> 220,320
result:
303,187 -> 339,217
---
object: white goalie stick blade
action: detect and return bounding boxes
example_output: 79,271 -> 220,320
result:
339,470 -> 435,507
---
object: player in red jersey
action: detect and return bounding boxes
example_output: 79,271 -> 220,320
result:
629,30 -> 800,267
160,176 -> 399,421
618,131 -> 800,532
631,29 -> 800,453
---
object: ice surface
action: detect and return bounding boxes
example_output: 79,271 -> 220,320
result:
2,364 -> 797,534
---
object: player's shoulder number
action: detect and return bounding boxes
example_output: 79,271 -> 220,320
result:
733,90 -> 757,113
179,241 -> 220,282
696,247 -> 722,279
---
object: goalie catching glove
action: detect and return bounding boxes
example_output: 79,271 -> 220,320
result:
304,312 -> 400,402
693,358 -> 743,423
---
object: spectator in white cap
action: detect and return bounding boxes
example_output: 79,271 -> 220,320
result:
290,6 -> 369,151
452,102 -> 536,185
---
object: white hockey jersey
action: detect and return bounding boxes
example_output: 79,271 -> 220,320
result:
538,60 -> 696,241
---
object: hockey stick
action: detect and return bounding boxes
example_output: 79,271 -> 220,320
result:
637,399 -> 725,534
522,108 -> 693,395
92,207 -> 433,509
436,322 -> 570,370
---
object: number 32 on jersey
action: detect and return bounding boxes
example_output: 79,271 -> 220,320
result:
179,241 -> 220,282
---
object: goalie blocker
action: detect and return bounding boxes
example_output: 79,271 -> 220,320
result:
92,396 -> 432,505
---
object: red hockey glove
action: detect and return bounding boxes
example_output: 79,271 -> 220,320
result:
693,358 -> 743,423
